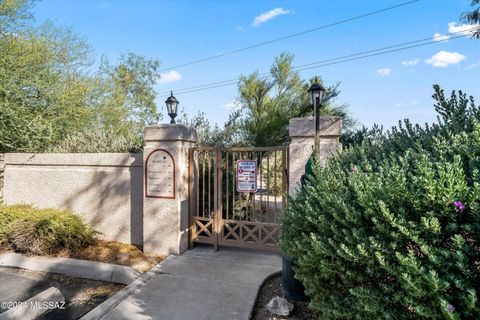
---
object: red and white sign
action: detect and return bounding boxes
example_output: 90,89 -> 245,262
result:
236,160 -> 257,192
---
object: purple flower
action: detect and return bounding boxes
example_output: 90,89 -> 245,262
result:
448,304 -> 455,313
351,166 -> 358,174
452,200 -> 465,212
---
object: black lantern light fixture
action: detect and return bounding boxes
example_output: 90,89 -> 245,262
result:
165,91 -> 179,124
307,77 -> 326,137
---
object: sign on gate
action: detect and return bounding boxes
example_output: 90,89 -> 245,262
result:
236,160 -> 257,192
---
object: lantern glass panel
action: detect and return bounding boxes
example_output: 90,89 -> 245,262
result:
167,102 -> 178,115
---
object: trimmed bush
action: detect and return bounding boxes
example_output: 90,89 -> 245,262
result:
281,86 -> 480,319
0,204 -> 97,255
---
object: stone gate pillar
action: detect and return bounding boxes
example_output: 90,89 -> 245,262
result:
143,124 -> 197,255
288,116 -> 342,195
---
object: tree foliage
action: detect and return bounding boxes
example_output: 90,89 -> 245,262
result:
236,53 -> 355,147
0,0 -> 161,153
282,85 -> 480,319
0,0 -> 33,33
178,109 -> 245,147
462,0 -> 480,39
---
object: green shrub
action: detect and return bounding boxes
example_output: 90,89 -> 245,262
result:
0,204 -> 97,255
281,86 -> 480,319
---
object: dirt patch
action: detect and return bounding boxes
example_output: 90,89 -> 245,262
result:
59,240 -> 164,272
1,240 -> 164,272
253,273 -> 317,320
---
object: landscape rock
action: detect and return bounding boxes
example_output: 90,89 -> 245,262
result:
266,296 -> 294,316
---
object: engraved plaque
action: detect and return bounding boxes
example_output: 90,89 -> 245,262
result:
145,149 -> 175,198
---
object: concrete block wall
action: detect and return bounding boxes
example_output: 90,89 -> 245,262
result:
3,153 -> 144,246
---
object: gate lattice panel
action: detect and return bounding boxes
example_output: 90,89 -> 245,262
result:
189,147 -> 288,251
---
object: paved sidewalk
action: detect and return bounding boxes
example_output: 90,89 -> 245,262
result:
85,246 -> 281,320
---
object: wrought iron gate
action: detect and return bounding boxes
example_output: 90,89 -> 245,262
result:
188,147 -> 288,251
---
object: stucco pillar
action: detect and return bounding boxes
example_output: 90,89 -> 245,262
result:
143,124 -> 197,255
288,116 -> 342,195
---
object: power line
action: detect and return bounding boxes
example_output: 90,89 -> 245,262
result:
295,33 -> 468,72
159,29 -> 472,97
158,0 -> 420,72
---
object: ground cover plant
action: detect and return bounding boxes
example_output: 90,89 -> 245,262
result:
0,205 -> 163,271
281,85 -> 480,319
0,204 -> 97,254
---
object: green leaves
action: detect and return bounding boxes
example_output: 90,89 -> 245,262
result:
0,1 -> 162,153
236,52 -> 354,147
281,87 -> 480,319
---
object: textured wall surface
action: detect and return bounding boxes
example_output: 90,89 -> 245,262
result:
288,116 -> 342,195
0,153 -> 4,203
3,153 -> 143,246
143,124 -> 197,256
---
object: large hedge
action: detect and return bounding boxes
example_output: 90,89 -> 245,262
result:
281,85 -> 480,319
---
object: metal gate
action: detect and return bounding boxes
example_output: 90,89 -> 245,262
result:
188,147 -> 288,251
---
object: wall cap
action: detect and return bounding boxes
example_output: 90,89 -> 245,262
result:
5,153 -> 142,167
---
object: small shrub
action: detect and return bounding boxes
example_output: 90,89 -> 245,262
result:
0,204 -> 97,255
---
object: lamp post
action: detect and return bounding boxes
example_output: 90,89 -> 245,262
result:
307,77 -> 326,149
282,78 -> 326,303
165,91 -> 179,124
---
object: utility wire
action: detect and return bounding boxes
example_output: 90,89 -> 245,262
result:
158,0 -> 420,72
159,29 -> 473,97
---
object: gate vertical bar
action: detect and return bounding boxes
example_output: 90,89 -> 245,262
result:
213,148 -> 220,251
188,149 -> 195,249
217,149 -> 223,250
282,148 -> 288,210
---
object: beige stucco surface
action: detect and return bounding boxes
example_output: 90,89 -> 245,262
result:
143,124 -> 197,256
3,153 -> 143,246
288,116 -> 342,195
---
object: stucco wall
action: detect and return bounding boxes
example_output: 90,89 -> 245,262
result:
3,153 -> 143,246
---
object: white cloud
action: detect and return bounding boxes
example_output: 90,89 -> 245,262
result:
467,60 -> 480,69
223,100 -> 239,110
425,51 -> 465,68
401,58 -> 419,66
433,32 -> 450,42
376,68 -> 391,76
252,8 -> 291,27
158,70 -> 182,83
448,22 -> 478,36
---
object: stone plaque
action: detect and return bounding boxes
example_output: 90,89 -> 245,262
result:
145,149 -> 175,198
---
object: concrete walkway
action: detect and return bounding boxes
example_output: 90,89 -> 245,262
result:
83,246 -> 281,320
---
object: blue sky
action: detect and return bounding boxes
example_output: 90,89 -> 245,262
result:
32,0 -> 480,129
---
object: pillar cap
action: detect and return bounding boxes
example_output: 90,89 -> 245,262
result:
144,124 -> 197,142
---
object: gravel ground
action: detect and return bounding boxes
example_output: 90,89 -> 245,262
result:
0,266 -> 123,320
253,273 -> 317,320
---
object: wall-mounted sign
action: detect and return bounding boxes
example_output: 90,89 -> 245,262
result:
236,160 -> 257,192
145,149 -> 175,199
